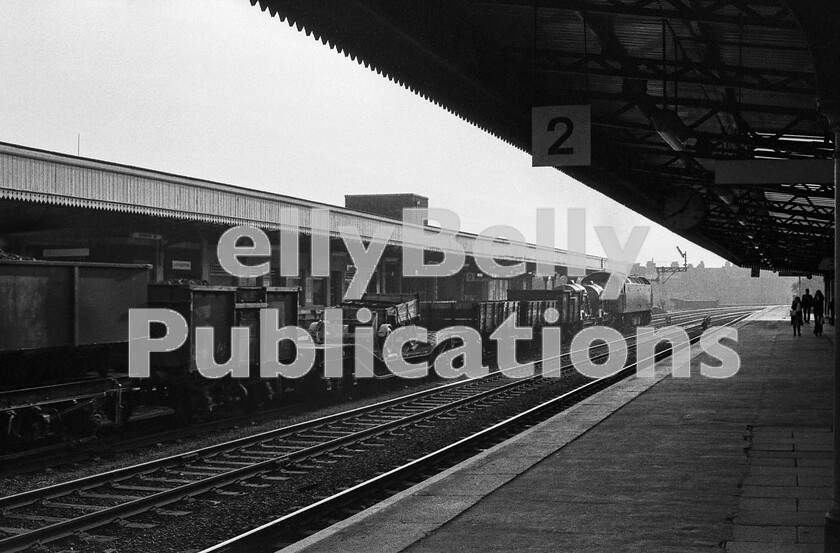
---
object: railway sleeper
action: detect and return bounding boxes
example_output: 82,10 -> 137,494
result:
259,474 -> 290,481
356,416 -> 403,423
386,407 -> 426,414
235,449 -> 286,458
2,512 -> 67,523
278,468 -> 310,475
288,462 -> 320,470
110,483 -> 170,493
326,452 -> 354,459
233,480 -> 270,489
42,500 -> 105,511
220,453 -> 276,463
480,397 -> 507,404
77,491 -> 146,501
256,443 -> 307,451
163,468 -> 221,477
138,475 -> 196,485
410,401 -> 448,407
272,439 -> 321,447
367,435 -> 399,442
344,420 -> 380,427
115,519 -> 158,529
296,430 -> 351,440
202,459 -> 253,467
308,426 -> 353,434
175,465 -> 229,474
209,489 -> 241,496
149,507 -> 192,516
380,407 -> 428,416
309,456 -> 338,464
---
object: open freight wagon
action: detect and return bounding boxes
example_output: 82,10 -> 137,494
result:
0,262 -> 301,447
145,283 -> 300,416
308,293 -> 431,385
0,259 -> 151,389
0,260 -> 151,447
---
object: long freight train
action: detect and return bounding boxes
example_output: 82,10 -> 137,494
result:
0,260 -> 652,448
307,271 -> 653,383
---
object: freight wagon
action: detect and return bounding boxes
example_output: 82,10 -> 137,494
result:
0,260 -> 151,446
309,273 -> 654,380
0,260 -> 300,448
143,283 -> 300,420
307,294 -> 433,388
0,260 -> 151,390
507,282 -> 592,342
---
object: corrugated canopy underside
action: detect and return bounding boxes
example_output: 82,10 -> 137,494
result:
248,0 -> 839,274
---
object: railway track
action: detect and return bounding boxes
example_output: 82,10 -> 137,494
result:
0,400 -> 315,477
0,306 -> 760,552
201,307 -> 757,553
650,305 -> 760,325
0,306 -> 747,469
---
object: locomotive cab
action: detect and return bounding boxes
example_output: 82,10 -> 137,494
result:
580,271 -> 653,331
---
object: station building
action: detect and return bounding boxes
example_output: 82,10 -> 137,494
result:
0,142 -> 608,321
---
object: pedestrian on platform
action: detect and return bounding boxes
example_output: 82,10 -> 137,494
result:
791,296 -> 803,336
802,289 -> 813,323
813,290 -> 825,336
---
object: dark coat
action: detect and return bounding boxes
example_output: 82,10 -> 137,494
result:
814,293 -> 825,318
791,300 -> 803,326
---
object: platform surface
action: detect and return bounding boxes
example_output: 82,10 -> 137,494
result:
283,306 -> 835,553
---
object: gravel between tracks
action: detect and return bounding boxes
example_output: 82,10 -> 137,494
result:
30,371 -> 593,553
2,317 -> 742,552
0,378 -> 453,498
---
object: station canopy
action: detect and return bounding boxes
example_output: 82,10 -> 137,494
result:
249,0 -> 839,274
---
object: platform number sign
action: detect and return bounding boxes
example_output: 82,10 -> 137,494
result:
532,105 -> 591,167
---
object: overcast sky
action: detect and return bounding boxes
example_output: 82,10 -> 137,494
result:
1,1 -> 730,267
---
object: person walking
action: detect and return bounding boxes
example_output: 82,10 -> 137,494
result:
813,290 -> 825,336
791,296 -> 803,336
802,289 -> 813,323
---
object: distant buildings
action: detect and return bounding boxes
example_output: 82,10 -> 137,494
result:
640,260 -> 802,307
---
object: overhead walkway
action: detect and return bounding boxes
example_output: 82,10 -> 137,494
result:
283,306 -> 834,553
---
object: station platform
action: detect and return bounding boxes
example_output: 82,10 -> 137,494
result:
283,306 -> 835,553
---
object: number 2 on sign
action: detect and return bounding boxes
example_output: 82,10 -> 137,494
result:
547,116 -> 574,156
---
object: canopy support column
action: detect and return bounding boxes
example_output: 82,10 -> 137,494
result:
824,103 -> 840,553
